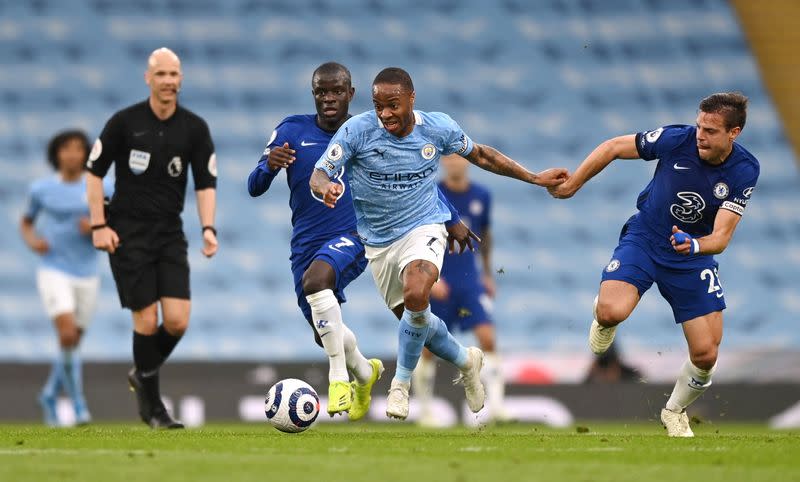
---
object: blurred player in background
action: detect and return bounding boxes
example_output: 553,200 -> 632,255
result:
248,62 -> 383,420
548,92 -> 758,437
311,67 -> 568,420
20,129 -> 112,426
413,154 -> 509,425
86,48 -> 218,429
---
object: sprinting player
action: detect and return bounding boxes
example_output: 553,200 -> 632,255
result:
548,92 -> 758,437
414,154 -> 509,425
87,48 -> 219,429
20,129 -> 112,426
311,67 -> 568,419
249,62 -> 469,419
247,62 -> 384,419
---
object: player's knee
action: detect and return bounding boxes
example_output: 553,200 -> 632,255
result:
690,345 -> 718,370
403,285 -> 429,311
595,299 -> 628,326
164,317 -> 189,337
58,329 -> 78,349
302,274 -> 332,296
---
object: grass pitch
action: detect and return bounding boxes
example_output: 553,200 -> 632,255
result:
0,422 -> 797,482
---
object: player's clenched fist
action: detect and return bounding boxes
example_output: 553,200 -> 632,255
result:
534,168 -> 570,187
323,183 -> 343,208
92,226 -> 120,254
267,142 -> 296,170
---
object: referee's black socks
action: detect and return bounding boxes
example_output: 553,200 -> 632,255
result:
133,331 -> 162,401
155,324 -> 182,365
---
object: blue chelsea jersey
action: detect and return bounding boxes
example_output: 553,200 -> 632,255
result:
248,115 -> 357,263
438,182 -> 491,286
314,110 -> 474,247
630,124 -> 759,266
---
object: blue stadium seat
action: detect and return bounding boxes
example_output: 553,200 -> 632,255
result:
0,0 -> 797,361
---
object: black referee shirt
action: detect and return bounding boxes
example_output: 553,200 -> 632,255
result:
88,100 -> 217,219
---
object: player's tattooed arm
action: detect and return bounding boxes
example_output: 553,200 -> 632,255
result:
549,134 -> 638,199
310,169 -> 342,209
465,144 -> 569,188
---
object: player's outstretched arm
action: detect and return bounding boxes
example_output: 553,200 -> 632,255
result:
671,210 -> 742,256
309,168 -> 343,209
464,144 -> 569,187
548,134 -> 639,199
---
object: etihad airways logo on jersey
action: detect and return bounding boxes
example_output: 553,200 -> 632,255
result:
368,166 -> 435,183
369,166 -> 435,191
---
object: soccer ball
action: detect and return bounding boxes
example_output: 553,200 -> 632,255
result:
264,378 -> 320,433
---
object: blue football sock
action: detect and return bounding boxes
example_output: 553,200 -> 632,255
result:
395,307 -> 431,383
61,349 -> 88,414
425,315 -> 468,369
41,352 -> 65,400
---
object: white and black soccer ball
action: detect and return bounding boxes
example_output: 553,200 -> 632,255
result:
264,378 -> 320,433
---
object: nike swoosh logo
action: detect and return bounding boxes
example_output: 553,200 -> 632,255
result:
320,332 -> 330,338
673,163 -> 690,170
133,131 -> 148,137
300,141 -> 318,146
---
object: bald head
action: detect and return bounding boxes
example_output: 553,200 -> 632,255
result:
145,47 -> 182,109
147,47 -> 181,71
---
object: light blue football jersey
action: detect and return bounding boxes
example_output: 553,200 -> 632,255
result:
25,175 -> 114,277
314,110 -> 474,246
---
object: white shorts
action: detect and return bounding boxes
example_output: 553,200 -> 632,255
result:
36,268 -> 99,329
365,223 -> 448,309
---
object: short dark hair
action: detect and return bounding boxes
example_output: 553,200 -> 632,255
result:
372,67 -> 414,92
46,129 -> 90,170
699,92 -> 748,131
312,62 -> 351,87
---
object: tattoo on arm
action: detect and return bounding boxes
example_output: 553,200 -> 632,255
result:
415,260 -> 435,276
466,144 -> 535,183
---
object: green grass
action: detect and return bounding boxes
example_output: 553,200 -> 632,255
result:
1,423 -> 798,482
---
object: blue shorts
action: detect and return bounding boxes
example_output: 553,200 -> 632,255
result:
430,282 -> 493,332
292,233 -> 368,323
601,234 -> 726,323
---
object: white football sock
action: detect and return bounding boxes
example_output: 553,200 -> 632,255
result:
483,352 -> 505,414
412,355 -> 436,415
306,289 -> 348,382
665,357 -> 716,413
342,324 -> 373,384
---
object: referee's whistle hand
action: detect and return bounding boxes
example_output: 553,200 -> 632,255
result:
92,227 -> 120,254
202,229 -> 218,258
267,142 -> 296,170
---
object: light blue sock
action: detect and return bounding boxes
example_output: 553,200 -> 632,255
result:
41,353 -> 65,400
425,314 -> 468,369
395,307 -> 430,383
62,349 -> 88,415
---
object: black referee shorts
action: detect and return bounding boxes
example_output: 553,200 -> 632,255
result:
108,216 -> 190,311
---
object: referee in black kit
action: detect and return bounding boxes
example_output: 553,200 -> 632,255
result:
86,48 -> 218,429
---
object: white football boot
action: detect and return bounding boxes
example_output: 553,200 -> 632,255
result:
454,347 -> 486,413
588,296 -> 617,354
661,408 -> 695,437
386,379 -> 411,420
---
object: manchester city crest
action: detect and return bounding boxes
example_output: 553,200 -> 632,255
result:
421,143 -> 436,160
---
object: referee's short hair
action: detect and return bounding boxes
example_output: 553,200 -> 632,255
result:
373,67 -> 414,93
47,129 -> 90,170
